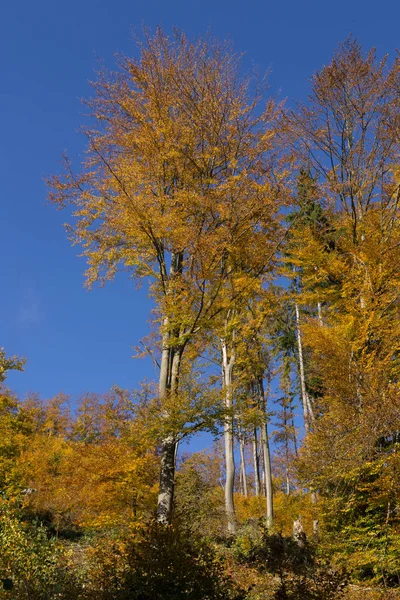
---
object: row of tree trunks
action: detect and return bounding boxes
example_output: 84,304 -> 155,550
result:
242,425 -> 274,502
158,327 -> 274,529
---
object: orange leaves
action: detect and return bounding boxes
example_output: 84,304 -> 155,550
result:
0,390 -> 160,533
48,28 -> 285,348
22,434 -> 159,531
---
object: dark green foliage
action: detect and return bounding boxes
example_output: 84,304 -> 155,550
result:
290,169 -> 336,251
1,579 -> 13,591
270,297 -> 297,356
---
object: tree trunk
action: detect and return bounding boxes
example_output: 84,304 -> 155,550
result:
312,302 -> 323,536
156,342 -> 182,524
221,336 -> 236,534
295,302 -> 314,432
258,378 -> 273,527
284,408 -> 291,496
253,427 -> 261,496
311,491 -> 319,538
157,434 -> 177,524
291,418 -> 298,457
238,424 -> 248,497
296,304 -> 319,524
317,301 -> 323,326
260,422 -> 273,526
261,460 -> 265,497
156,254 -> 184,524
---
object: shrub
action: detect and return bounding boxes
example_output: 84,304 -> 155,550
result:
85,522 -> 245,600
0,503 -> 82,599
234,524 -> 347,600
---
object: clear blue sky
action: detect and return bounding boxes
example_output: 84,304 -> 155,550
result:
1,0 -> 399,401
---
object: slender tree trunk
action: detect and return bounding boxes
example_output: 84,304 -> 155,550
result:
258,378 -> 273,527
317,301 -> 323,327
311,301 -> 323,536
285,472 -> 290,496
158,434 -> 177,524
284,404 -> 290,496
261,459 -> 265,497
238,424 -> 248,497
295,304 -> 320,532
260,421 -> 273,525
295,302 -> 314,432
291,418 -> 298,457
221,335 -> 236,534
253,427 -> 261,496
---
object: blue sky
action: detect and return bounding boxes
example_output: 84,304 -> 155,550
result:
1,0 -> 399,403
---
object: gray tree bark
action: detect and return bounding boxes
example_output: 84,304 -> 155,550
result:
295,302 -> 314,432
156,341 -> 182,524
252,427 -> 261,496
238,424 -> 248,497
258,378 -> 273,527
156,251 -> 183,525
221,335 -> 236,534
317,301 -> 323,327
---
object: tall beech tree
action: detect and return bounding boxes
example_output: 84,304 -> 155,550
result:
285,169 -> 335,432
220,315 -> 237,534
49,28 -> 283,524
285,37 -> 399,244
285,41 -> 400,562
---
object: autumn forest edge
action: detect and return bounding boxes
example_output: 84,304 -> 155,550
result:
1,28 -> 400,600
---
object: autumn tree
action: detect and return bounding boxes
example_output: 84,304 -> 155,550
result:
284,36 -> 399,244
49,28 -> 284,525
293,205 -> 400,579
16,389 -> 159,534
175,449 -> 226,537
282,40 -> 400,575
281,169 -> 337,434
0,348 -> 25,383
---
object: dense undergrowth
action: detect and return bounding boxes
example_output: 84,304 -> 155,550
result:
0,384 -> 400,599
1,497 -> 400,600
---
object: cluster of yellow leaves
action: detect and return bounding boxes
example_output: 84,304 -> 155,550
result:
49,29 -> 287,371
0,390 -> 159,533
22,435 -> 158,530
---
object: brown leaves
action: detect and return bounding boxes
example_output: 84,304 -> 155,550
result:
283,36 -> 399,242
